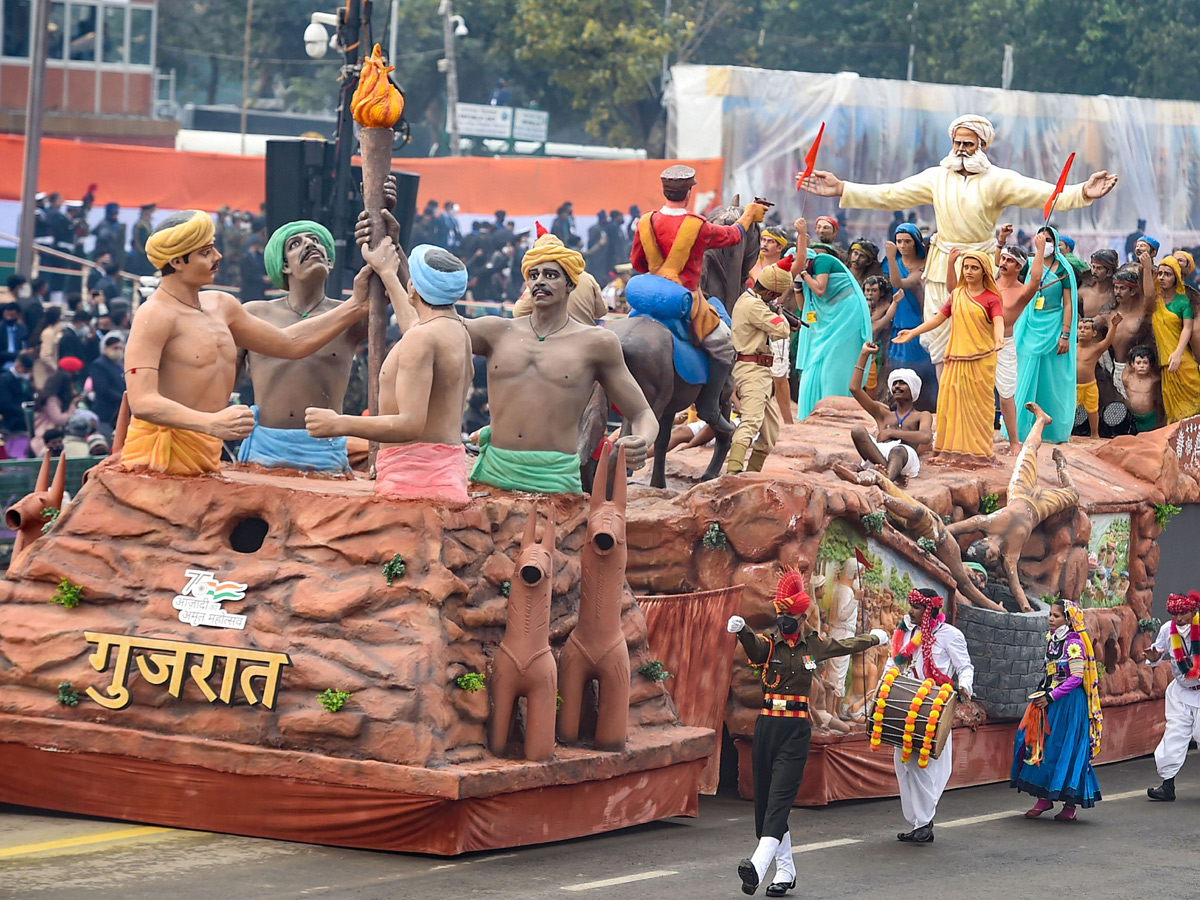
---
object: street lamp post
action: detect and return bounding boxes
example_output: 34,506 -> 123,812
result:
439,0 -> 461,157
239,0 -> 254,155
17,0 -> 51,277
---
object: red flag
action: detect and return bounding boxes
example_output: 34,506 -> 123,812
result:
854,546 -> 874,571
795,122 -> 826,190
1042,152 -> 1075,221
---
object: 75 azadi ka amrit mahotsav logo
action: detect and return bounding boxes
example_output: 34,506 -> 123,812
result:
172,569 -> 249,630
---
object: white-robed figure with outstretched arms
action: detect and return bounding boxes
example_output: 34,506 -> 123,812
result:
798,115 -> 1118,370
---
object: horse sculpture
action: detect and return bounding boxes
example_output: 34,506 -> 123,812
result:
578,201 -> 760,489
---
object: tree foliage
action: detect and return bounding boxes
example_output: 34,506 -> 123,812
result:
155,0 -> 1200,151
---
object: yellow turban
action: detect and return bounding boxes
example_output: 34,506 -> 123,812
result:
521,234 -> 586,286
145,210 -> 215,271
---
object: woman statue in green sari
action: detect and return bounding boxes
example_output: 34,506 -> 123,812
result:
790,219 -> 873,419
1009,225 -> 1077,443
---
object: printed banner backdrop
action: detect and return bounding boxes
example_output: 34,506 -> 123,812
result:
1080,513 -> 1132,609
810,518 -> 946,710
668,64 -> 1200,256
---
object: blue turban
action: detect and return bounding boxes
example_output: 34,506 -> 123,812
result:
1138,234 -> 1160,252
1059,234 -> 1075,251
408,244 -> 467,306
894,222 -> 926,259
264,220 -> 335,288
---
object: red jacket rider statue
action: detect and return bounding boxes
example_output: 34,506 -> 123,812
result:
630,165 -> 767,433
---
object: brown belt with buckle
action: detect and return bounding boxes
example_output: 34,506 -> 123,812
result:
736,353 -> 774,367
761,693 -> 809,718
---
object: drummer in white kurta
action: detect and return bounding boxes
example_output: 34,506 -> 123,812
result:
888,587 -> 974,843
798,115 -> 1118,370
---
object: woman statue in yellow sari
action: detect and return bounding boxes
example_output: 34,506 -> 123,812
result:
894,249 -> 1004,460
1138,247 -> 1200,423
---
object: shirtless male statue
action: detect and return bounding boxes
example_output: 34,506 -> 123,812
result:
236,220 -> 366,472
1077,248 -> 1118,318
993,232 -> 1046,452
122,210 -> 368,475
465,237 -> 657,494
1106,265 -> 1153,399
237,182 -> 404,472
306,240 -> 473,504
949,401 -> 1080,612
847,341 -> 932,486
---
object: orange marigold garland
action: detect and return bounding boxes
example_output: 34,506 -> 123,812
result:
918,682 -> 955,768
900,678 -> 932,763
870,666 -> 899,749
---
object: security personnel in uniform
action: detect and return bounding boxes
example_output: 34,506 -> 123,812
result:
728,264 -> 796,474
727,570 -> 887,895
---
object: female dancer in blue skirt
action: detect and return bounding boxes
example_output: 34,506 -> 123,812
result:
1011,599 -> 1103,820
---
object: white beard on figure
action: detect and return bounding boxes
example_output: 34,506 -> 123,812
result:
939,150 -> 991,174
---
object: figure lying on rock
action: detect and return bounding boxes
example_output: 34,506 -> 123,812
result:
122,210 -> 368,476
949,402 -> 1080,613
832,462 -> 1000,612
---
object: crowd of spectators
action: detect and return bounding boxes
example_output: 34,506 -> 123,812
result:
9,185 -> 1200,467
408,200 -> 645,309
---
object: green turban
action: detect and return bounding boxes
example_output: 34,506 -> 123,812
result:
264,220 -> 335,288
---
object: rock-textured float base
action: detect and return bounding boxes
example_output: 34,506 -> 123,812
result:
0,463 -> 711,854
734,700 -> 1165,807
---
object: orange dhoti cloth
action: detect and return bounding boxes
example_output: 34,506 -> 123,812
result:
120,417 -> 223,475
376,442 -> 468,504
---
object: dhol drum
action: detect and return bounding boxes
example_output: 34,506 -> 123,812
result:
868,666 -> 958,767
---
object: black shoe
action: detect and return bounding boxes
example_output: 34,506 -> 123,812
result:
1148,778 -> 1176,801
897,823 -> 934,843
737,858 -> 760,895
766,879 -> 796,897
696,358 -> 735,435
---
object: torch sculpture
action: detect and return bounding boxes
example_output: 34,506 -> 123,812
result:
350,44 -> 404,473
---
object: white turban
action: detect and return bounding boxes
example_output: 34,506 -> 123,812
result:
948,115 -> 995,149
888,367 -> 922,401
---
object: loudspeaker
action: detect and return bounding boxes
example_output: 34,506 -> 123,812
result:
265,139 -> 334,233
391,170 -> 420,251
266,140 -> 419,295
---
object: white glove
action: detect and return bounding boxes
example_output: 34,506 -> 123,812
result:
727,615 -> 746,633
869,628 -> 889,646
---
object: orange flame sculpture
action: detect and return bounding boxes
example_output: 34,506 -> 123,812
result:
351,44 -> 403,129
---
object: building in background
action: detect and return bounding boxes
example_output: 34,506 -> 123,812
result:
0,0 -> 174,146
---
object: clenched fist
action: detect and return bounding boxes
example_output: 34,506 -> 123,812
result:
208,404 -> 254,440
727,615 -> 746,633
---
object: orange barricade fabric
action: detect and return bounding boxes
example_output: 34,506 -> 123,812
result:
639,586 -> 743,793
0,134 -> 723,218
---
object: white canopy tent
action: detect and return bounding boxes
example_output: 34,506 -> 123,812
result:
668,64 -> 1200,257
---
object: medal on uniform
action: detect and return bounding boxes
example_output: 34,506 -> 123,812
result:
803,655 -> 816,670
